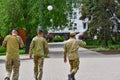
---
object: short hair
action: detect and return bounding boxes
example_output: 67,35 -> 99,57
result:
37,28 -> 43,33
12,29 -> 18,33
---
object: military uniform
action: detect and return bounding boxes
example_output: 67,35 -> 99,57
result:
2,34 -> 24,80
29,36 -> 49,80
64,31 -> 86,80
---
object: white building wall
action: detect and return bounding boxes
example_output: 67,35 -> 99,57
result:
69,5 -> 88,33
48,2 -> 88,34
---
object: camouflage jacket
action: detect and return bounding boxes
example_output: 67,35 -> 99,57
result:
64,38 -> 86,60
2,35 -> 24,59
29,36 -> 49,57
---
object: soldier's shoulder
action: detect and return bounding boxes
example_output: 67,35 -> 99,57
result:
16,35 -> 22,38
64,40 -> 69,43
31,36 -> 37,41
64,39 -> 71,45
5,35 -> 11,38
7,34 -> 11,37
41,37 -> 47,41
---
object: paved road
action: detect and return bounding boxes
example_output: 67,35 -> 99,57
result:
0,42 -> 120,80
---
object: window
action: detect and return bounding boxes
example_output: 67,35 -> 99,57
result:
69,12 -> 72,19
83,22 -> 86,29
74,12 -> 77,19
72,3 -> 77,8
74,23 -> 77,26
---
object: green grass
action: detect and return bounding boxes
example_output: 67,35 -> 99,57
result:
92,47 -> 110,51
0,46 -> 6,56
0,52 -> 6,56
0,49 -> 25,56
85,44 -> 120,51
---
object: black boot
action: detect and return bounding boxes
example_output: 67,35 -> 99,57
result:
71,73 -> 75,80
35,77 -> 38,80
68,74 -> 71,80
4,77 -> 10,80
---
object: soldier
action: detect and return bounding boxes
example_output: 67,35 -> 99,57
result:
29,28 -> 49,80
63,31 -> 86,80
2,29 -> 24,80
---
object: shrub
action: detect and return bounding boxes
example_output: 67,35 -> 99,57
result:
0,46 -> 25,56
0,46 -> 6,53
44,34 -> 54,42
53,36 -> 65,42
83,38 -> 99,46
19,49 -> 25,54
108,45 -> 120,50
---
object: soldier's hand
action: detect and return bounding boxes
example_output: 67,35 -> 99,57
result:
64,58 -> 67,63
29,55 -> 33,59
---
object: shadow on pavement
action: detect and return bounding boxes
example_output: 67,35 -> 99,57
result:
0,59 -> 5,63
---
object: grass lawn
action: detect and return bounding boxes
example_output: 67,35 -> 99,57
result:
0,49 -> 25,56
85,44 -> 120,54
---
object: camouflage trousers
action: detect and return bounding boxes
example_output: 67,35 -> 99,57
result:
34,56 -> 44,80
5,58 -> 20,80
69,58 -> 79,75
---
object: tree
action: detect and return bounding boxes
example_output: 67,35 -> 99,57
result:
80,0 -> 120,47
0,0 -> 75,53
0,0 -> 21,36
0,0 -> 74,36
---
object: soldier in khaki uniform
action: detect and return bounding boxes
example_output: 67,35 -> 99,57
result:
2,29 -> 24,80
29,29 -> 49,80
64,31 -> 86,80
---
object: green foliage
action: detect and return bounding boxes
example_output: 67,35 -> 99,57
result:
81,0 -> 116,27
93,47 -> 110,51
19,49 -> 25,54
0,46 -> 6,53
80,0 -> 120,47
83,38 -> 99,46
0,0 -> 74,38
108,45 -> 120,50
53,36 -> 65,42
84,37 -> 120,50
0,46 -> 6,56
0,48 -> 25,56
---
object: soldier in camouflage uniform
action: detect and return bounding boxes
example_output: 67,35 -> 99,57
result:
2,29 -> 24,80
64,31 -> 86,80
29,29 -> 49,80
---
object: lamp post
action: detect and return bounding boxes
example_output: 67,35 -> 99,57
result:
39,1 -> 53,30
47,5 -> 53,11
47,5 -> 53,30
39,0 -> 43,30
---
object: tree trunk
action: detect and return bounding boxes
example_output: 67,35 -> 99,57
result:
103,26 -> 109,47
25,37 -> 32,54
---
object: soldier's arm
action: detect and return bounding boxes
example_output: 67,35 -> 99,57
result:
78,40 -> 86,46
2,35 -> 10,48
18,36 -> 24,48
44,40 -> 49,56
29,39 -> 35,58
64,44 -> 67,63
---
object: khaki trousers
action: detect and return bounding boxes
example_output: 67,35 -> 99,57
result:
34,56 -> 44,80
5,58 -> 20,80
69,58 -> 79,74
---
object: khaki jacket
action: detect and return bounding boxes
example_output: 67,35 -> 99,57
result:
64,38 -> 86,60
2,35 -> 24,59
29,36 -> 49,57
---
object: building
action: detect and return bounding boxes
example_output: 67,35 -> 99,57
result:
48,1 -> 88,39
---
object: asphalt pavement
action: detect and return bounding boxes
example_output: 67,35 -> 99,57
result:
0,42 -> 120,80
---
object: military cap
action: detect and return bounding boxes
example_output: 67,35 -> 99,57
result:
70,31 -> 76,36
